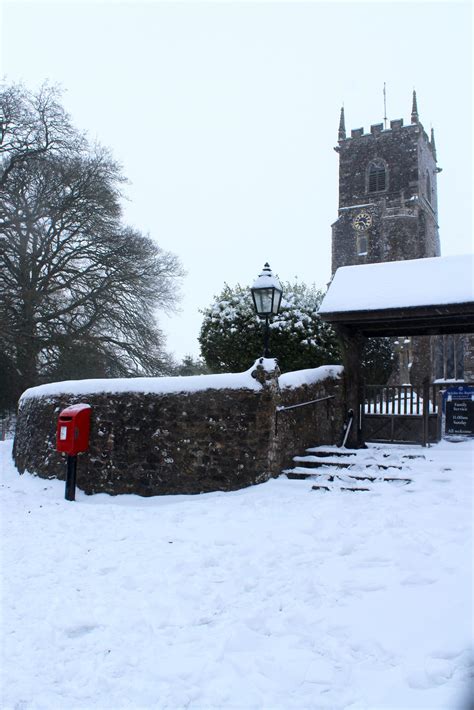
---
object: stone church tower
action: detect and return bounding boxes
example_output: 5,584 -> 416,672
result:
330,92 -> 470,385
331,91 -> 441,274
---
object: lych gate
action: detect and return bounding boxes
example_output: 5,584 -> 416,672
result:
318,256 -> 474,448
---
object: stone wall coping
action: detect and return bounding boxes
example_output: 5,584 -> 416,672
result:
19,361 -> 343,405
20,362 -> 264,404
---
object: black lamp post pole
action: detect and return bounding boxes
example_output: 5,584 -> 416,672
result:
263,315 -> 270,358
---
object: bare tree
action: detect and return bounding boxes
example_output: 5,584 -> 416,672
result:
0,83 -> 82,189
0,83 -> 184,406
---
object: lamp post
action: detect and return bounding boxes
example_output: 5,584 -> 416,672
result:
250,263 -> 283,358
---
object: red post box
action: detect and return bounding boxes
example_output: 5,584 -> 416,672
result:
56,404 -> 91,455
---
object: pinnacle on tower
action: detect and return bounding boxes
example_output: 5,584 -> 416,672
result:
411,90 -> 419,124
431,127 -> 437,160
338,106 -> 346,141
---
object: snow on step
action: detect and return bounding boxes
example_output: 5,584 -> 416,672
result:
284,469 -> 411,486
305,449 -> 357,458
283,444 -> 413,491
292,455 -> 404,470
306,446 -> 357,456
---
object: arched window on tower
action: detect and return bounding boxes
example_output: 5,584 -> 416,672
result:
426,172 -> 432,204
367,160 -> 387,193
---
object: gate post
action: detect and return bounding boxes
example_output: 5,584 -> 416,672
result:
335,325 -> 366,448
422,377 -> 430,446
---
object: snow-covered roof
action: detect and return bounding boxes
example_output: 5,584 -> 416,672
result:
319,255 -> 474,314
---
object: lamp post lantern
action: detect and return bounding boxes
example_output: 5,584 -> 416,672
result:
250,262 -> 283,358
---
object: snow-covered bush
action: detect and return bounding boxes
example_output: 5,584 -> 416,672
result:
199,282 -> 340,373
199,281 -> 393,381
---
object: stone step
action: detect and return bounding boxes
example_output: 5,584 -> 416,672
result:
305,447 -> 425,462
284,470 -> 411,485
293,457 -> 354,469
283,443 -> 414,492
304,448 -> 358,458
292,456 -> 403,471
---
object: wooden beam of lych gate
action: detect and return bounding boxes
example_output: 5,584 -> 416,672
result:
319,301 -> 474,338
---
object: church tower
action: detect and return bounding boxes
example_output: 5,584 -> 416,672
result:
331,92 -> 441,275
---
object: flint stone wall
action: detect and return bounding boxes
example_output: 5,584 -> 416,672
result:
13,364 -> 343,496
276,375 -> 344,472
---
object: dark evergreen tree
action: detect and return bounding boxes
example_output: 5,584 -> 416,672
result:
172,356 -> 211,377
199,281 -> 393,382
360,337 -> 393,385
199,282 -> 340,373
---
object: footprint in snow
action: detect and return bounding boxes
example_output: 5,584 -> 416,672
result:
337,543 -> 356,556
354,582 -> 387,592
354,556 -> 392,568
304,657 -> 336,685
98,566 -> 116,575
65,624 -> 99,638
400,573 -> 436,586
407,658 -> 454,689
431,646 -> 465,661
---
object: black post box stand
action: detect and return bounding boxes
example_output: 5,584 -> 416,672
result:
65,455 -> 78,501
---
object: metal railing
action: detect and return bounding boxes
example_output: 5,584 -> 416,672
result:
275,395 -> 335,435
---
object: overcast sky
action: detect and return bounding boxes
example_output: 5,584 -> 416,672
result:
2,0 -> 472,361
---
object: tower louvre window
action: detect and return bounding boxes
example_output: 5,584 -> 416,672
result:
368,160 -> 387,193
426,172 -> 432,203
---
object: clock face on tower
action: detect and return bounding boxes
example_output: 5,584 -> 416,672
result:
352,211 -> 373,231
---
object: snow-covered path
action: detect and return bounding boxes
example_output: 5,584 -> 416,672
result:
1,439 -> 472,709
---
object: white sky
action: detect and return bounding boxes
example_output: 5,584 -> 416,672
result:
1,0 -> 472,361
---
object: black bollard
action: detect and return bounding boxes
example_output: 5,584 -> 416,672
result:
65,454 -> 78,501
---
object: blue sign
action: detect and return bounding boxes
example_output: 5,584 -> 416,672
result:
443,386 -> 474,437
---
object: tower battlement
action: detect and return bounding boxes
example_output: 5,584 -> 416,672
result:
348,120 -> 407,138
336,91 -> 436,158
337,119 -> 435,158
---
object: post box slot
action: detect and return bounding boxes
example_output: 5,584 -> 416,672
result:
59,416 -> 73,421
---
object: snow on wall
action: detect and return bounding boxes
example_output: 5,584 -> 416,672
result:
19,364 -> 262,403
279,365 -> 343,389
20,361 -> 343,403
319,254 -> 474,314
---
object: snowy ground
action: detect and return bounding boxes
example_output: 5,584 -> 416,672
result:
1,438 -> 473,710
